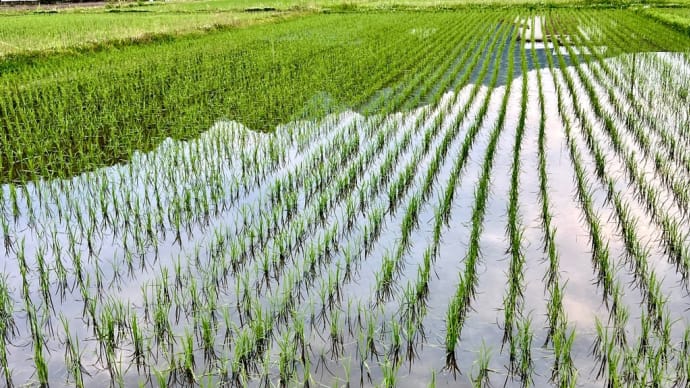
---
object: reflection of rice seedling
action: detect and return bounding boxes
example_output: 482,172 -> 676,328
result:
446,18 -> 514,373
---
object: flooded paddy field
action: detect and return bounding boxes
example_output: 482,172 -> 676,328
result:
1,8 -> 690,388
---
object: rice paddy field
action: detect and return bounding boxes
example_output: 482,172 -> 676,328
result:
2,3 -> 690,387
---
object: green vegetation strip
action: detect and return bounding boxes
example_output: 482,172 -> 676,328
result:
0,12 -> 464,183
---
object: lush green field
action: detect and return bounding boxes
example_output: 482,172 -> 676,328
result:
0,2 -> 304,57
3,0 -> 690,57
642,7 -> 690,34
1,11 -> 473,182
0,0 -> 558,59
2,4 -> 690,388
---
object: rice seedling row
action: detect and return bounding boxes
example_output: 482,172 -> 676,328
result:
531,18 -> 578,387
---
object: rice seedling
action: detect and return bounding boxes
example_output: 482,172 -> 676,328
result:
380,356 -> 400,388
551,325 -> 577,387
375,251 -> 396,303
276,330 -> 297,386
445,18 -> 516,372
503,21 -> 529,377
1,216 -> 12,255
515,316 -> 534,386
329,309 -> 344,359
674,327 -> 690,387
471,341 -> 493,388
199,313 -> 217,364
27,301 -> 49,387
60,314 -> 85,388
532,28 -> 575,383
403,311 -> 421,364
0,276 -> 15,387
365,312 -> 379,361
444,294 -> 463,376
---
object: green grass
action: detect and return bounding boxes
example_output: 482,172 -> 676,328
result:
0,10 -> 289,57
150,0 -> 690,9
641,7 -> 690,35
2,0 -> 687,58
